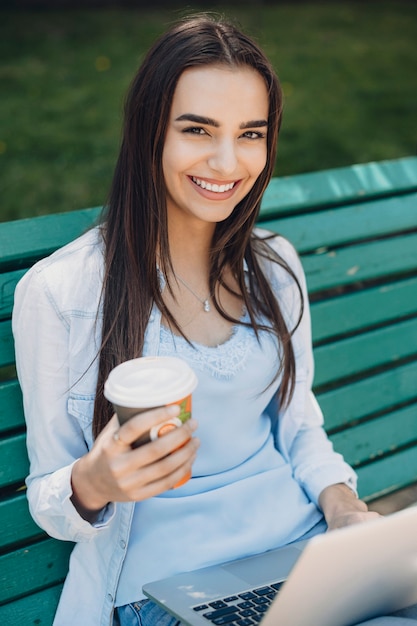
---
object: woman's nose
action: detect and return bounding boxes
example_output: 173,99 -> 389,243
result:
207,139 -> 238,176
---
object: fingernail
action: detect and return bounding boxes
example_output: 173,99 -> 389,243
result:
188,418 -> 198,431
167,404 -> 180,416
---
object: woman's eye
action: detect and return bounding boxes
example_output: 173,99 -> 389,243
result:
242,130 -> 266,140
183,126 -> 207,135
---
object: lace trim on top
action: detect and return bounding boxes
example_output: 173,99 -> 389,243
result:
159,316 -> 258,380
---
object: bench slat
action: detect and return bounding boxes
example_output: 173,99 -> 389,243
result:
261,191 -> 417,253
318,361 -> 417,431
0,433 -> 29,489
0,583 -> 62,626
304,231 -> 417,294
0,319 -> 14,368
0,269 -> 26,322
311,276 -> 417,343
314,317 -> 417,388
0,379 -> 24,433
0,492 -> 43,551
0,537 -> 73,605
330,404 -> 417,467
357,447 -> 417,500
260,156 -> 417,217
0,207 -> 101,271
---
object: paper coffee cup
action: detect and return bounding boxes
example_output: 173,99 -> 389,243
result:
104,356 -> 198,449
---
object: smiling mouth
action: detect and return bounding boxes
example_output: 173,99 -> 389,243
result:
191,176 -> 236,193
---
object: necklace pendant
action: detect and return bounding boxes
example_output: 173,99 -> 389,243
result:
203,299 -> 211,313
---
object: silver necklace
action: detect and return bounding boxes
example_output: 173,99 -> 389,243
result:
174,273 -> 211,312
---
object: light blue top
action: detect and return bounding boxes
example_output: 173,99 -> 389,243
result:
116,320 -> 322,604
12,227 -> 356,626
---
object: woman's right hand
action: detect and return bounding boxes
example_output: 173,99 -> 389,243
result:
70,405 -> 199,521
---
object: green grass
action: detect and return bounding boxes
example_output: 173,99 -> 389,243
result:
0,3 -> 416,221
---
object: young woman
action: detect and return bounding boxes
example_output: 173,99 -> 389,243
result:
12,14 -> 417,626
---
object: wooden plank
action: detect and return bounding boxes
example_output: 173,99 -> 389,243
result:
314,317 -> 417,388
260,156 -> 417,217
330,405 -> 417,467
0,538 -> 72,604
0,319 -> 14,368
311,276 -> 417,343
303,231 -> 417,294
0,433 -> 28,489
0,584 -> 62,626
261,192 -> 417,253
357,447 -> 417,501
0,207 -> 101,271
0,269 -> 26,322
0,493 -> 43,550
318,362 -> 417,432
0,378 -> 24,433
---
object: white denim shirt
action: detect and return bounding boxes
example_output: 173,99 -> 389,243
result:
12,227 -> 356,626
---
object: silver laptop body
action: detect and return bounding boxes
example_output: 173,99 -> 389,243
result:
143,506 -> 417,626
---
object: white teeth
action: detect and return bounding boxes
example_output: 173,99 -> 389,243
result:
192,177 -> 235,193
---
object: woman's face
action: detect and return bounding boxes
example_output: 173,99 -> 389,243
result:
162,64 -> 269,229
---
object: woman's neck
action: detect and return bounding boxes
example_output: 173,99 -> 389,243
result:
167,219 -> 215,276
160,218 -> 244,347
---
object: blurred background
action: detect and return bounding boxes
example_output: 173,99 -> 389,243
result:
0,0 -> 416,222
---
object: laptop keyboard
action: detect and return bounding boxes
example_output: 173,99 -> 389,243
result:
192,582 -> 284,625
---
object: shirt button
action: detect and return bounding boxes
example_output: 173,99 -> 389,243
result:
107,593 -> 113,603
120,540 -> 126,549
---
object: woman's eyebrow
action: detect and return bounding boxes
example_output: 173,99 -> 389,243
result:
175,114 -> 219,127
240,119 -> 268,129
174,114 -> 268,129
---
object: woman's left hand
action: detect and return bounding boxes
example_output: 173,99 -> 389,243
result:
318,483 -> 382,531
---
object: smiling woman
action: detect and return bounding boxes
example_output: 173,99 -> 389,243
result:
163,65 -> 268,233
11,13 -> 416,626
161,64 -> 269,346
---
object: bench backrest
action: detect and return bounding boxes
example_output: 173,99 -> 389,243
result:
1,156 -> 416,623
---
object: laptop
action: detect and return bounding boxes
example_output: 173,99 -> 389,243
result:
143,506 -> 417,626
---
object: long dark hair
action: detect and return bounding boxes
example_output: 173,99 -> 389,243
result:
93,14 -> 303,438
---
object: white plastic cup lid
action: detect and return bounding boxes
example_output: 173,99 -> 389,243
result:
103,356 -> 198,408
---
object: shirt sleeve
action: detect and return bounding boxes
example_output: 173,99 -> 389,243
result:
264,234 -> 357,506
12,264 -> 115,542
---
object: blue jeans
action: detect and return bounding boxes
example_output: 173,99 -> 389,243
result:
114,599 -> 181,625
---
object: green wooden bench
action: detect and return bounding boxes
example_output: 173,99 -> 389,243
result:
1,155 -> 417,624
